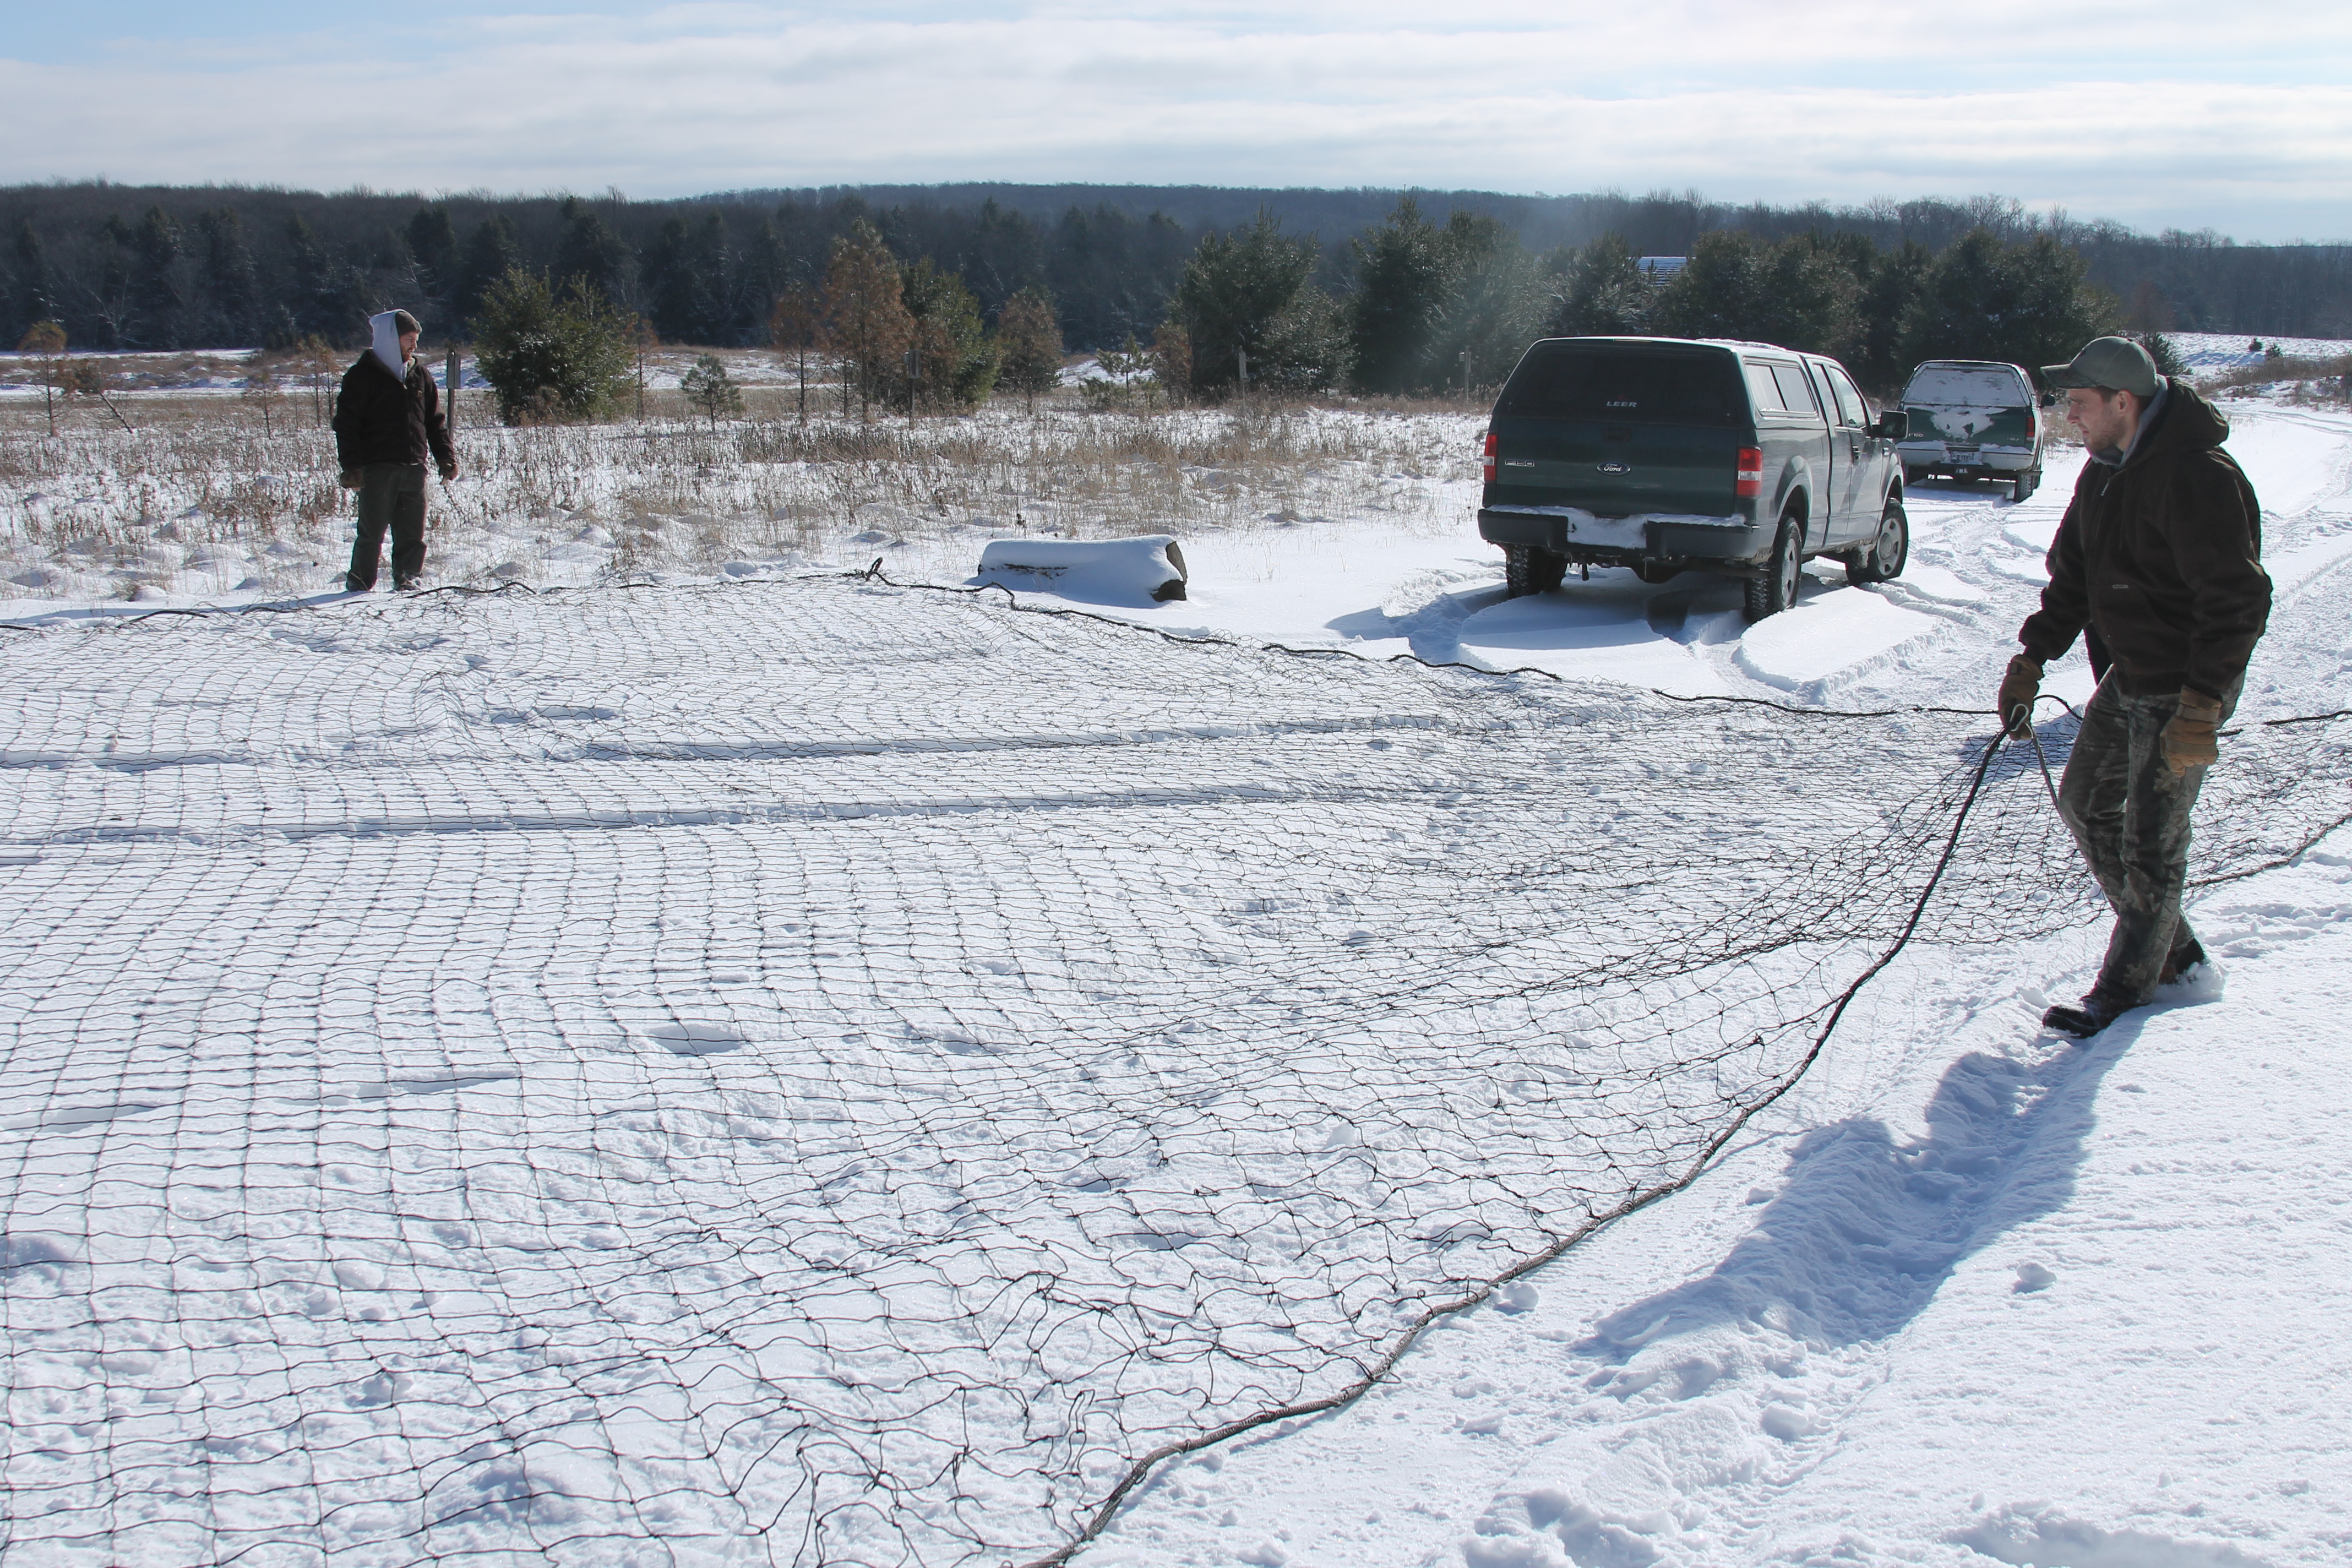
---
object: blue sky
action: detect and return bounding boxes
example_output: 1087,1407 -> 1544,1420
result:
6,3 -> 2348,241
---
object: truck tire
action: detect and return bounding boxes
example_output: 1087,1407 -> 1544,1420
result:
1845,498 -> 1909,585
1744,511 -> 1803,622
2012,466 -> 2040,503
1505,544 -> 1566,597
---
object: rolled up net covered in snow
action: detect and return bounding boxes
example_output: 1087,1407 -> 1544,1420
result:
0,578 -> 2343,1565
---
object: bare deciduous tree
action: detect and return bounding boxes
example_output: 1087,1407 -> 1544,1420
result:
767,287 -> 825,426
16,320 -> 66,436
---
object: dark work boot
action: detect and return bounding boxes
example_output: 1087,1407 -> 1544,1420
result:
344,572 -> 372,592
2043,990 -> 2133,1038
2160,938 -> 2208,986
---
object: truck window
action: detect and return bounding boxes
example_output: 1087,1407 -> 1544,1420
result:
1823,365 -> 1869,427
1770,364 -> 1821,418
1904,365 -> 2029,407
1495,346 -> 1744,426
1744,363 -> 1787,412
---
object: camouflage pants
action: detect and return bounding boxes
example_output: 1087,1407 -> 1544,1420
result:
2055,678 -> 2229,1005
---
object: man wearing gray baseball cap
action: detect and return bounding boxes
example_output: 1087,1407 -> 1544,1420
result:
1996,335 -> 2270,1037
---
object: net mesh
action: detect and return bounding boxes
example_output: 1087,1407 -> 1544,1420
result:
0,577 -> 2344,1565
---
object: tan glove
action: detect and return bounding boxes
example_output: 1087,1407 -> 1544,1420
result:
339,468 -> 364,490
2162,688 -> 2224,775
1997,654 -> 2043,737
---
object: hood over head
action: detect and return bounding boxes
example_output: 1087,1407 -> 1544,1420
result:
2096,376 -> 2231,471
368,309 -> 417,382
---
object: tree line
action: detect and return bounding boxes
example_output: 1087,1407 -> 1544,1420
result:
8,181 -> 2343,420
7,179 -> 2349,359
450,198 -> 2137,426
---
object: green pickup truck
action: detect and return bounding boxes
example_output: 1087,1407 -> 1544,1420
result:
1893,358 -> 2047,502
1478,336 -> 1910,620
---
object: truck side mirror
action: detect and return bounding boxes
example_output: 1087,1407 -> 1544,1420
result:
2039,389 -> 2059,407
1874,410 -> 1908,440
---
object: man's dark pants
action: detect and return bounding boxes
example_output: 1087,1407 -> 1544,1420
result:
2055,680 -> 2226,1006
347,462 -> 427,590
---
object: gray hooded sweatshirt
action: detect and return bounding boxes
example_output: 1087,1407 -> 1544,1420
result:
368,310 -> 411,384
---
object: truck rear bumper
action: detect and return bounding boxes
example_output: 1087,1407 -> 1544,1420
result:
1897,442 -> 2036,474
1478,507 -> 1773,568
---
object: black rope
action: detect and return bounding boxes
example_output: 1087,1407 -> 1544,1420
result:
1021,725 -> 2019,1568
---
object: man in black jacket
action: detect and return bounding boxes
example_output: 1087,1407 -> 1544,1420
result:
332,308 -> 458,591
1997,336 -> 2271,1037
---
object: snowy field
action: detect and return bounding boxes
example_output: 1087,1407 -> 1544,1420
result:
2,398 -> 2350,1567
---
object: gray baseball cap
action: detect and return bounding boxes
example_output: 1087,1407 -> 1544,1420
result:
2041,336 -> 2160,396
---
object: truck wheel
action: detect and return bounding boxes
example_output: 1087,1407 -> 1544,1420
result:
1845,498 -> 1909,585
2012,466 -> 2040,503
1504,545 -> 1566,597
1744,512 -> 1802,622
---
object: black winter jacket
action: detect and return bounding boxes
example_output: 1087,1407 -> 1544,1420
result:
332,353 -> 456,472
2019,379 -> 2269,699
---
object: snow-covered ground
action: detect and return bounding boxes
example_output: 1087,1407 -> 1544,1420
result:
2168,333 -> 2352,374
1,400 -> 2349,1566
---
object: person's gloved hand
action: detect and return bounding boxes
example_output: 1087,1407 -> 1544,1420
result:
2162,688 -> 2224,775
339,468 -> 364,490
1997,654 -> 2043,737
438,459 -> 459,483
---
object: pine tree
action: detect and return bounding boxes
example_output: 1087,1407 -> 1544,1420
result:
1852,239 -> 1931,391
680,353 -> 743,428
554,201 -> 634,306
9,220 -> 56,347
1897,228 -> 2118,372
130,206 -> 185,349
993,286 -> 1063,410
471,269 -> 634,424
405,205 -> 459,327
1347,198 -> 1452,394
1544,231 -> 1650,338
1174,210 -> 1335,396
901,259 -> 997,412
454,216 -> 522,330
642,211 -> 732,344
821,221 -> 914,421
196,208 -> 260,347
1420,212 -> 1544,393
1654,230 -> 1857,356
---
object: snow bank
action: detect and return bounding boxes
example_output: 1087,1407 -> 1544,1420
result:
1455,582 -> 1737,696
974,533 -> 1189,603
1733,587 -> 1943,694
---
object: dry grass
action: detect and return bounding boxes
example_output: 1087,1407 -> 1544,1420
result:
0,384 -> 1480,601
2198,352 -> 2352,405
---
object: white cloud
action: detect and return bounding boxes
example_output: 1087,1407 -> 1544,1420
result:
4,4 -> 2349,238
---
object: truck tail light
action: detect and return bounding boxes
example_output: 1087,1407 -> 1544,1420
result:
1483,431 -> 1498,486
1735,447 -> 1763,498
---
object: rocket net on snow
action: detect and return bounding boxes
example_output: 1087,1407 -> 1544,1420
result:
0,577 -> 2343,1565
